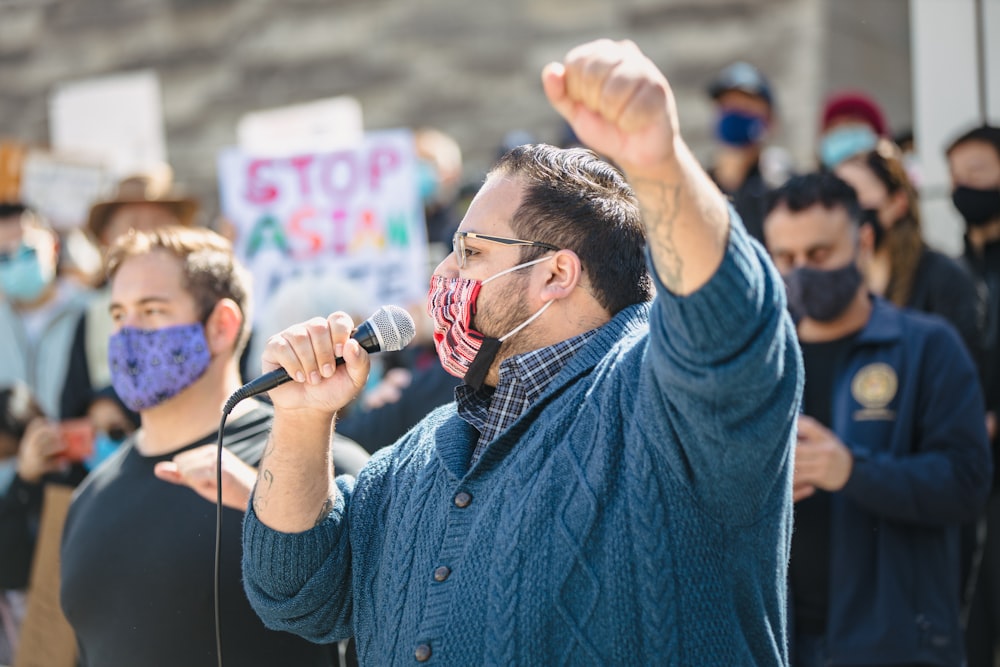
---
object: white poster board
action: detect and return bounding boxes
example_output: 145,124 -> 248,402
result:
19,151 -> 112,230
217,129 -> 429,328
49,70 -> 166,178
237,96 -> 364,158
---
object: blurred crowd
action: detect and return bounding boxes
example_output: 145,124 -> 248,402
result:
0,57 -> 999,667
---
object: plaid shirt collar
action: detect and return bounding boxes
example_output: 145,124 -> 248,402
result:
456,328 -> 598,466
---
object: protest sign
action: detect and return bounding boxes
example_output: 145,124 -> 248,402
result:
237,96 -> 364,158
19,151 -> 112,230
50,70 -> 166,178
14,485 -> 76,667
0,142 -> 26,203
218,129 -> 429,328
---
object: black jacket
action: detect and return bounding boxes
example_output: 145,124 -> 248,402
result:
907,246 -> 984,372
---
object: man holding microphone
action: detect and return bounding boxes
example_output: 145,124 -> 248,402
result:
243,39 -> 802,665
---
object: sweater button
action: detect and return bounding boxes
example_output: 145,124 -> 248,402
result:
415,643 -> 432,662
433,566 -> 451,582
454,491 -> 472,508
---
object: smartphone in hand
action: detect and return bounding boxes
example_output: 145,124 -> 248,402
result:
58,419 -> 95,463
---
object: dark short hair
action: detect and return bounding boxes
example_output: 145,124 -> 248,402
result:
106,226 -> 254,355
0,382 -> 44,443
946,124 -> 1000,162
0,202 -> 28,220
489,144 -> 652,314
765,171 -> 861,226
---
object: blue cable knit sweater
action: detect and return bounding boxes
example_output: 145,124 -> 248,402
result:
243,220 -> 803,666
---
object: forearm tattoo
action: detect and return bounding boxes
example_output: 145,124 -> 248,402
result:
635,180 -> 683,291
252,468 -> 274,514
252,436 -> 276,515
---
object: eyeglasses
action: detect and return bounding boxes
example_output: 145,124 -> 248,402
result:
452,231 -> 559,269
0,243 -> 35,265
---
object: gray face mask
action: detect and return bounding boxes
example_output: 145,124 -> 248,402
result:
783,261 -> 863,323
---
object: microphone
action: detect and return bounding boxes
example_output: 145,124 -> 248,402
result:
223,305 -> 416,414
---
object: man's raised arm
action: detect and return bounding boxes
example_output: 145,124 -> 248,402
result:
542,39 -> 730,295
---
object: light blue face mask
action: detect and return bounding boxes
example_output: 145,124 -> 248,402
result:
820,125 -> 878,169
416,160 -> 440,205
85,431 -> 127,471
0,458 -> 18,495
0,244 -> 51,303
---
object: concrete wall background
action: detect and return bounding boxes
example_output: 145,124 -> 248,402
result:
824,0 -> 912,137
0,0 -> 919,224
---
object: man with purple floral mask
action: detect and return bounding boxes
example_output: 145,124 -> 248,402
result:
243,39 -> 803,665
763,172 -> 991,667
58,226 -> 347,667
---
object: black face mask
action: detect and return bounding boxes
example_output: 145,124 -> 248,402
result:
952,185 -> 1000,227
860,208 -> 886,250
784,261 -> 863,323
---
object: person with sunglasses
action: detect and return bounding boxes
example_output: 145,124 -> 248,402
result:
243,39 -> 802,665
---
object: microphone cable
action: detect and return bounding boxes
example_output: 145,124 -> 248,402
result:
214,405 -> 232,667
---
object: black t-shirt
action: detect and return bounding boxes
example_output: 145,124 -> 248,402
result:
60,403 -> 333,667
790,334 -> 856,636
0,465 -> 86,590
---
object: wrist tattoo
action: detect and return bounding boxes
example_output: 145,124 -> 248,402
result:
314,496 -> 334,527
260,468 -> 274,489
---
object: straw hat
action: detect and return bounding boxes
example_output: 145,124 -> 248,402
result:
86,163 -> 199,243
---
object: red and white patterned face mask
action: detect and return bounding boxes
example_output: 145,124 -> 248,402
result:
427,256 -> 553,388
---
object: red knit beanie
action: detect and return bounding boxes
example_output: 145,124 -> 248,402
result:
821,92 -> 888,136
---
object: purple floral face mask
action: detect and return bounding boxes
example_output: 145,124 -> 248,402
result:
108,323 -> 212,411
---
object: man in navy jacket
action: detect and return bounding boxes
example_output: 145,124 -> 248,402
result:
764,172 -> 992,667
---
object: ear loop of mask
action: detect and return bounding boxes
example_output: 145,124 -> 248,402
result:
480,253 -> 554,285
498,299 -> 553,343
482,253 -> 556,343
462,254 -> 556,389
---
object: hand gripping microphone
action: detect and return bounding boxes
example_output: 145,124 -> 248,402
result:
223,304 -> 416,414
213,309 -> 413,667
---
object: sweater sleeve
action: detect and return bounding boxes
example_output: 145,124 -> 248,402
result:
242,475 -> 356,643
841,322 -> 992,524
643,208 -> 803,523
